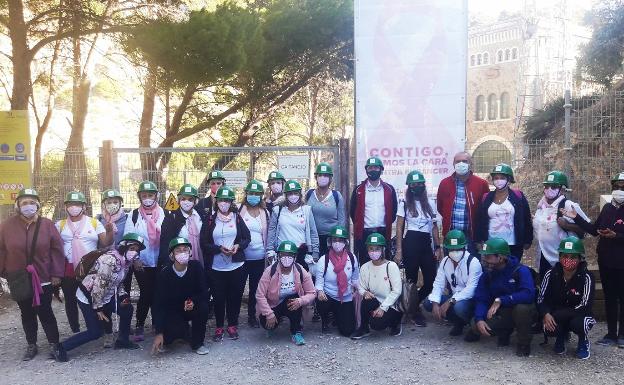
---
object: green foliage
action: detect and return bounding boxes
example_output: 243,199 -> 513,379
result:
524,96 -> 598,141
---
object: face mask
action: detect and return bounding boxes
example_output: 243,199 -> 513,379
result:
493,179 -> 508,190
332,241 -> 346,253
560,257 -> 579,271
142,198 -> 155,207
544,187 -> 560,200
317,176 -> 330,187
448,250 -> 464,262
409,186 -> 425,196
612,190 -> 624,204
454,162 -> 470,176
175,252 -> 190,265
20,204 -> 38,218
246,195 -> 261,206
280,256 -> 294,268
287,195 -> 300,205
105,202 -> 120,215
180,200 -> 195,212
218,202 -> 231,213
67,206 -> 83,217
369,250 -> 382,261
367,170 -> 381,181
270,183 -> 283,194
125,250 -> 138,261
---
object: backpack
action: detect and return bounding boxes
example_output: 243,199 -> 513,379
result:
305,189 -> 340,207
270,262 -> 304,283
385,261 -> 406,312
443,253 -> 477,276
74,248 -> 110,281
322,251 -> 356,278
59,217 -> 99,232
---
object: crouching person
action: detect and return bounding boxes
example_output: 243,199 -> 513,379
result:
151,238 -> 210,355
423,230 -> 482,336
538,236 -> 595,359
465,238 -> 537,357
256,240 -> 316,345
61,233 -> 145,352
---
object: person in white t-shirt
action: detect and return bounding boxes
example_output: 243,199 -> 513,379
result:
56,191 -> 112,334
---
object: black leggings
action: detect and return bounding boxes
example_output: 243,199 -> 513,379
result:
599,265 -> 624,337
134,267 -> 157,328
211,266 -> 246,328
259,294 -> 303,334
61,277 -> 81,332
17,285 -> 60,345
546,308 -> 595,340
402,230 -> 436,304
316,296 -> 356,336
360,297 -> 402,331
244,260 -> 266,318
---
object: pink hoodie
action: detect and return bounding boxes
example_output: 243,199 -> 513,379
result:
255,263 -> 316,319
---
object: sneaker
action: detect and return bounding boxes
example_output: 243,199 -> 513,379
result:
248,316 -> 259,328
389,323 -> 403,337
22,344 -> 38,361
213,327 -> 224,342
596,334 -> 617,346
195,344 -> 210,355
133,326 -> 145,342
413,313 -> 427,327
102,333 -> 115,349
464,330 -> 481,343
516,344 -> 531,357
449,323 -> 464,337
350,327 -> 371,340
553,335 -> 566,355
114,339 -> 140,350
497,333 -> 511,347
618,336 -> 624,349
576,338 -> 590,360
226,326 -> 239,340
291,332 -> 306,346
50,343 -> 69,362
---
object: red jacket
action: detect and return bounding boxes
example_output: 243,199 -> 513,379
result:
349,179 -> 398,241
436,172 -> 490,238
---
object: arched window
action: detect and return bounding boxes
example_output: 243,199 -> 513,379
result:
470,55 -> 475,66
487,94 -> 498,120
472,140 -> 512,173
483,52 -> 489,65
500,92 -> 510,119
497,50 -> 503,62
505,49 -> 511,61
477,53 -> 482,65
475,95 -> 485,121
512,48 -> 518,60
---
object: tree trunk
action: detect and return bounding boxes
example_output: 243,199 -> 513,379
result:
7,0 -> 32,110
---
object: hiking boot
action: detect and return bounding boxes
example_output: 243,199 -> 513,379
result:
617,336 -> 624,349
389,323 -> 403,337
449,323 -> 465,337
576,338 -> 590,359
50,343 -> 69,362
133,326 -> 145,342
195,344 -> 210,355
516,344 -> 531,357
248,316 -> 259,328
464,330 -> 480,343
22,344 -> 38,361
291,332 -> 306,346
350,327 -> 371,340
213,327 -> 225,342
114,339 -> 140,350
596,334 -> 617,346
554,334 -> 566,355
102,333 -> 115,349
497,333 -> 511,347
226,326 -> 239,340
412,312 -> 427,327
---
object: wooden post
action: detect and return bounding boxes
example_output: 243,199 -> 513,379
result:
100,140 -> 115,190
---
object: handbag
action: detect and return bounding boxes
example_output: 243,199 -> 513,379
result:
7,217 -> 41,303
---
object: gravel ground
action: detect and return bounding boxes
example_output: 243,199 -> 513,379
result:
0,295 -> 622,385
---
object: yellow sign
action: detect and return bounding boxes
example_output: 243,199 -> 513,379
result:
0,111 -> 31,204
164,192 -> 179,211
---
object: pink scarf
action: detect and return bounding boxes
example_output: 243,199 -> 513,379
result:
26,265 -> 43,307
66,217 -> 89,268
328,248 -> 348,301
102,208 -> 124,234
186,211 -> 203,268
139,204 -> 161,248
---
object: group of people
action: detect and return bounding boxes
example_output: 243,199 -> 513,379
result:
1,153 -> 623,363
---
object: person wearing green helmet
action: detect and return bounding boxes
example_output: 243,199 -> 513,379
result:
56,191 -> 113,334
465,238 -> 537,357
152,237 -> 210,356
395,170 -> 441,327
123,180 -> 164,342
306,163 -> 346,258
195,170 -> 227,217
533,171 -> 589,279
351,233 -> 403,339
265,171 -> 286,213
423,230 -> 483,337
256,240 -> 316,346
538,236 -> 595,359
315,225 -> 359,336
239,180 -> 270,327
96,189 -> 128,248
61,233 -> 146,355
560,171 -> 624,347
350,156 -> 398,265
475,163 -> 533,259
200,186 -> 251,341
1,188 -> 67,362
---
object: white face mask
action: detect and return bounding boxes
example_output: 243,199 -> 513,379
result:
612,190 -> 624,204
369,250 -> 382,261
270,183 -> 283,194
317,176 -> 330,187
287,195 -> 300,205
218,202 -> 231,213
125,250 -> 138,261
280,256 -> 294,268
175,252 -> 190,265
180,200 -> 195,212
67,206 -> 83,217
332,241 -> 346,253
142,198 -> 155,207
448,250 -> 465,263
20,204 -> 38,218
544,187 -> 560,200
105,202 -> 120,215
493,179 -> 508,190
454,162 -> 470,176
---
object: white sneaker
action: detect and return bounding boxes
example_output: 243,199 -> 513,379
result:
195,345 -> 210,355
103,333 -> 115,348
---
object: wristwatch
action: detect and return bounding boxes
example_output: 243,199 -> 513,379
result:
494,297 -> 502,304
448,298 -> 457,305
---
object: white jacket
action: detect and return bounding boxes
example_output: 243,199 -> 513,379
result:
428,252 -> 482,304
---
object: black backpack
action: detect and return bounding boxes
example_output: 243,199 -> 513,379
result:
305,189 -> 340,207
270,262 -> 304,282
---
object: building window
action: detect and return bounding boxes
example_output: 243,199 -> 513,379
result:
512,47 -> 518,60
475,95 -> 485,121
505,49 -> 511,61
488,94 -> 498,120
497,50 -> 503,62
500,92 -> 510,119
483,52 -> 489,65
472,140 -> 512,173
470,55 -> 475,67
477,54 -> 482,65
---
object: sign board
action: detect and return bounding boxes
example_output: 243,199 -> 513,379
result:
164,192 -> 180,211
278,155 -> 309,179
222,170 -> 248,189
354,0 -> 467,196
0,111 -> 31,204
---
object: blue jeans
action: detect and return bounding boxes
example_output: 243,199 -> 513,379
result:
423,296 -> 475,325
62,295 -> 133,351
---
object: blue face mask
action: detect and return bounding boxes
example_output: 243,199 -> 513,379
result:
246,195 -> 261,206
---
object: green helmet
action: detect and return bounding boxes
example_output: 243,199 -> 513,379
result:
284,180 -> 302,193
267,171 -> 286,182
443,230 -> 467,250
138,180 -> 158,193
314,163 -> 333,176
208,170 -> 225,182
543,171 -> 568,187
365,156 -> 384,170
557,236 -> 585,255
278,240 -> 298,254
168,237 -> 192,252
64,191 -> 86,204
215,186 -> 235,200
178,184 -> 199,198
481,238 -> 511,256
118,232 -> 146,251
365,232 -> 386,246
245,179 -> 264,194
101,189 -> 122,202
406,170 -> 426,185
16,188 -> 39,201
611,172 -> 624,184
329,225 -> 348,239
490,163 -> 515,183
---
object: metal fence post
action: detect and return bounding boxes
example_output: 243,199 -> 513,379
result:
339,138 -> 351,233
563,89 -> 572,183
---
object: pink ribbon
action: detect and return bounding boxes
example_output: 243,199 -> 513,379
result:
26,265 -> 43,307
